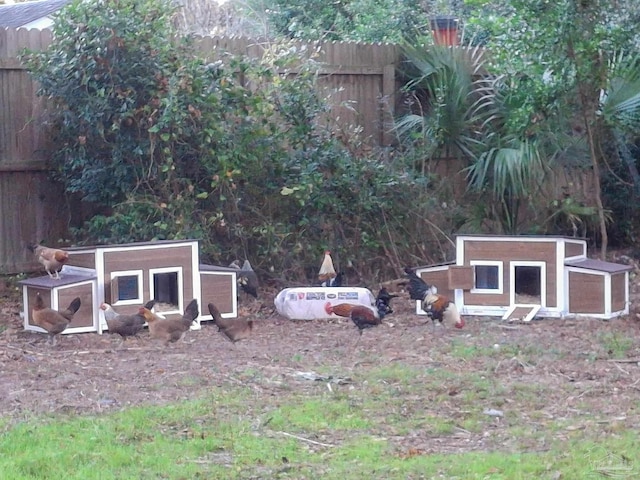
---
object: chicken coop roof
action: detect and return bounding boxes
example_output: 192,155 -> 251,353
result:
455,234 -> 589,241
414,260 -> 456,270
19,272 -> 96,288
0,0 -> 70,27
65,239 -> 198,252
200,264 -> 238,272
564,258 -> 633,274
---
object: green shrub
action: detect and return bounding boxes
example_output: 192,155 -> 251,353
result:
25,0 -> 466,282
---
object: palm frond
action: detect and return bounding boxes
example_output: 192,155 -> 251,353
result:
466,140 -> 548,198
601,51 -> 640,129
395,37 -> 496,160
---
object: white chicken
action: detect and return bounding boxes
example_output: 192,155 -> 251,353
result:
318,250 -> 336,285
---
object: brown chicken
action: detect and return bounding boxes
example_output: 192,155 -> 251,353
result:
139,299 -> 199,345
27,243 -> 70,279
404,267 -> 465,329
324,287 -> 396,335
207,302 -> 253,343
32,292 -> 81,345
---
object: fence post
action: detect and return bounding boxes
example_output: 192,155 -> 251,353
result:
381,63 -> 396,146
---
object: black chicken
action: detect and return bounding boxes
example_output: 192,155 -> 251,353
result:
403,267 -> 465,329
230,260 -> 259,298
99,299 -> 158,347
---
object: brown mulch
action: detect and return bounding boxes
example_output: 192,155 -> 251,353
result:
1,280 -> 640,455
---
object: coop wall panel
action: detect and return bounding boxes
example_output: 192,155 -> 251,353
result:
25,286 -> 50,328
66,251 -> 97,269
611,272 -> 626,312
419,269 -> 454,300
568,272 -> 605,314
102,246 -> 195,313
564,241 -> 585,258
448,266 -> 474,290
200,272 -> 234,314
462,240 -> 558,308
25,282 -> 95,331
57,283 -> 94,328
464,289 -> 511,307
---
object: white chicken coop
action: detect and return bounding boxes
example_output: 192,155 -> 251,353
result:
20,239 -> 238,335
414,235 -> 632,321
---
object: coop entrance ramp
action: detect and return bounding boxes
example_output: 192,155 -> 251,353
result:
502,304 -> 541,323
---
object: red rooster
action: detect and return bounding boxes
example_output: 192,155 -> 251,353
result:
404,267 -> 465,329
324,287 -> 397,335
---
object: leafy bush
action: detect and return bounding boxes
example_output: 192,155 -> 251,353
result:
24,0 -> 466,283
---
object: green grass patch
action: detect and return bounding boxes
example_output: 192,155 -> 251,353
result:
599,331 -> 634,358
449,340 -> 485,359
265,397 -> 371,431
1,400 -> 639,479
1,360 -> 639,479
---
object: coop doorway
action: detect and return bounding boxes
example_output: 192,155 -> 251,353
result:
149,267 -> 183,315
510,262 -> 545,307
503,261 -> 545,322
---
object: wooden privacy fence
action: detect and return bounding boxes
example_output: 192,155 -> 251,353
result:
0,28 -> 400,274
0,28 -> 596,275
0,27 -> 70,275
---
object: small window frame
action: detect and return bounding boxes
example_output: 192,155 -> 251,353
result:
111,270 -> 144,305
470,260 -> 503,294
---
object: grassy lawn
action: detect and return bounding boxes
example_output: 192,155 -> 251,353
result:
1,361 -> 638,479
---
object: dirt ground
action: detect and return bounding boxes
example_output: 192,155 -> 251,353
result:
1,268 -> 640,455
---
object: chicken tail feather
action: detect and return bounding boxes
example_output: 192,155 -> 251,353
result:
58,297 -> 81,321
182,299 -> 199,327
66,297 -> 82,315
207,302 -> 223,325
404,267 -> 429,301
143,299 -> 158,310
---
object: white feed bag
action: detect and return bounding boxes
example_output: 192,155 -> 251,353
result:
274,287 -> 376,320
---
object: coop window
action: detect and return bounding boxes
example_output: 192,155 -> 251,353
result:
149,267 -> 183,315
111,270 -> 143,305
470,261 -> 503,294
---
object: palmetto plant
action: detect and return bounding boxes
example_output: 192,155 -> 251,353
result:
395,38 -> 488,170
395,37 -> 555,234
543,196 -> 611,238
396,23 -> 640,240
601,51 -> 640,194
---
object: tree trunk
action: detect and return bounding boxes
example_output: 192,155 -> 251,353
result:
585,121 -> 608,258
